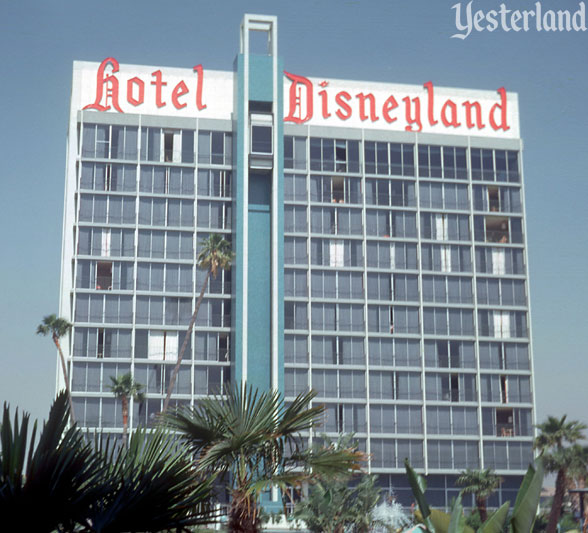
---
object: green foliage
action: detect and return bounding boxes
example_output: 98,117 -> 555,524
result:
108,372 -> 144,402
0,393 -> 102,531
291,444 -> 381,533
405,458 -> 544,533
165,385 -> 362,533
533,416 -> 585,533
465,510 -> 483,530
456,468 -> 502,521
197,233 -> 234,278
36,314 -> 72,338
0,393 -> 215,532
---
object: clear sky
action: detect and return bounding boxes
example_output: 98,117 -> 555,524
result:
0,0 -> 586,430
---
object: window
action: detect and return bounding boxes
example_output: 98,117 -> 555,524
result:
75,294 -> 133,324
368,338 -> 420,367
424,341 -> 475,368
371,439 -> 423,468
80,163 -> 137,192
250,113 -> 273,154
139,128 -> 194,163
284,302 -> 308,330
73,327 -> 132,358
420,213 -> 470,241
195,332 -> 230,362
284,136 -> 307,170
312,369 -> 365,398
428,440 -> 479,469
426,406 -> 478,435
137,230 -> 192,260
195,365 -> 231,395
477,278 -> 526,306
198,169 -> 232,197
482,407 -> 532,437
420,182 -> 469,209
311,303 -> 364,332
198,130 -> 232,165
285,368 -> 308,396
82,124 -> 138,160
79,194 -> 136,224
284,335 -> 308,364
76,260 -> 133,290
311,238 -> 362,267
311,336 -> 365,365
310,138 -> 360,173
422,276 -> 472,304
140,166 -> 195,195
285,269 -> 308,297
366,178 -> 415,207
369,371 -> 421,400
370,405 -> 422,434
322,404 -> 366,433
425,372 -> 476,402
473,185 -> 521,213
418,145 -> 467,179
310,175 -> 362,204
285,205 -> 308,233
285,173 -> 307,201
194,299 -> 231,328
146,331 -> 179,361
196,200 -> 231,229
284,237 -> 307,265
364,141 -> 414,176
78,227 -> 134,257
471,148 -> 519,182
478,311 -> 527,338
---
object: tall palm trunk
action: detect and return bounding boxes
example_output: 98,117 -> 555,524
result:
121,395 -> 129,448
476,496 -> 488,522
162,268 -> 211,413
547,468 -> 567,533
53,333 -> 76,423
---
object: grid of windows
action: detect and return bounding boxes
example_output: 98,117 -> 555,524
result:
70,122 -> 533,484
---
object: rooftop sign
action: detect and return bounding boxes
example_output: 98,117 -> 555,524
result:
73,58 -> 519,138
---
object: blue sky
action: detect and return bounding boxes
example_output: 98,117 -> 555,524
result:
0,0 -> 586,429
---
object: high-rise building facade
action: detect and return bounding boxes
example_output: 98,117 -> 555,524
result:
59,14 -> 535,507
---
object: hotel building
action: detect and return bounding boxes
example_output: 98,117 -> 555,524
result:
59,14 -> 535,507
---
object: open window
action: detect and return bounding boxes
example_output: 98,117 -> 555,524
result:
496,407 -> 514,436
335,140 -> 347,172
331,176 -> 344,203
218,333 -> 229,362
96,261 -> 113,290
450,373 -> 459,402
488,186 -> 499,211
500,375 -> 508,403
485,216 -> 509,243
163,130 -> 181,162
97,328 -> 104,358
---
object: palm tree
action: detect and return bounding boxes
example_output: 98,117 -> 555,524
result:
162,233 -> 233,414
165,385 -> 363,533
0,392 -> 216,532
37,314 -> 76,423
109,372 -> 145,447
456,468 -> 502,522
534,415 -> 587,533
